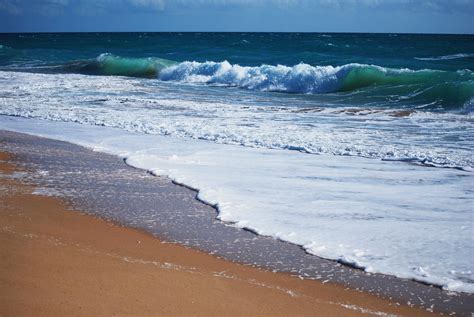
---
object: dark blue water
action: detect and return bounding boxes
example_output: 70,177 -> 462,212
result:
1,33 -> 473,70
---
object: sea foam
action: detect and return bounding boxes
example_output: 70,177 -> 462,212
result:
1,115 -> 473,294
0,70 -> 472,169
159,60 -> 348,93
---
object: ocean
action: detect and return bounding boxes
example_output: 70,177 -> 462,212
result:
0,32 -> 473,293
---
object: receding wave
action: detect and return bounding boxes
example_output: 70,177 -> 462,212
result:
414,53 -> 474,61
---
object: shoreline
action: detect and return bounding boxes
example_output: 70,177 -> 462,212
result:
0,134 -> 434,316
1,129 -> 472,315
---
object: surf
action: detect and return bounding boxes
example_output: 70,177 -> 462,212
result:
1,51 -> 473,111
159,60 -> 474,110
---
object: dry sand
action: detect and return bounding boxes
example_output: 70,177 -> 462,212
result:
0,150 -> 435,316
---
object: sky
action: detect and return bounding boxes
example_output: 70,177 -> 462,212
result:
0,0 -> 473,34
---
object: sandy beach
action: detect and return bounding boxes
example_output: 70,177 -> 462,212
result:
0,140 -> 438,316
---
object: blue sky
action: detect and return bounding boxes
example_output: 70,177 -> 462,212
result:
0,0 -> 473,33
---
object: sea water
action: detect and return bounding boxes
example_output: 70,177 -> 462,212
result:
0,32 -> 473,293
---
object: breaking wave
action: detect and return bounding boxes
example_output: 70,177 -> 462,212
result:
159,60 -> 474,109
3,53 -> 474,110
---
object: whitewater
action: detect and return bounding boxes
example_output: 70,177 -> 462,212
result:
1,69 -> 473,293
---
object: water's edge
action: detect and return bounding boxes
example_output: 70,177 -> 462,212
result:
1,128 -> 473,316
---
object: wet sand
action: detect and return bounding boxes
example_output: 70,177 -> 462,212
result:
0,141 -> 435,316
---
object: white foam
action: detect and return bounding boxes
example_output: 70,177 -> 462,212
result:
159,60 -> 349,93
0,71 -> 471,169
1,115 -> 473,293
158,60 -> 436,94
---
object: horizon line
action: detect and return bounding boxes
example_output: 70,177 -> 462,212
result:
1,31 -> 473,35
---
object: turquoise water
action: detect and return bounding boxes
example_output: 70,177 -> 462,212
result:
1,32 -> 473,111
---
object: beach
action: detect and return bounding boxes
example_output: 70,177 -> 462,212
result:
0,131 -> 437,316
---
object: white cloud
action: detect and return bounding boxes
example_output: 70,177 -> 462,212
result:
158,0 -> 474,13
0,0 -> 69,15
40,0 -> 69,14
168,0 -> 303,7
0,0 -> 21,14
1,0 -> 472,15
128,0 -> 165,10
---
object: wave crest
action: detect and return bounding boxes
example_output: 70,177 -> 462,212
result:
159,60 -> 348,93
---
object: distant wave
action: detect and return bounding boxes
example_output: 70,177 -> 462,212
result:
414,53 -> 474,61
